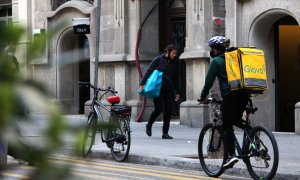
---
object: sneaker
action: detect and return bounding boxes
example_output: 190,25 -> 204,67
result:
162,134 -> 173,139
146,124 -> 152,137
223,155 -> 239,169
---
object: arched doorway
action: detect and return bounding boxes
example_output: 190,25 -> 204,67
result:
249,10 -> 299,132
275,16 -> 299,132
57,30 -> 90,114
159,0 -> 186,116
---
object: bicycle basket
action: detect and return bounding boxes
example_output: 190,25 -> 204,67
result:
112,105 -> 132,119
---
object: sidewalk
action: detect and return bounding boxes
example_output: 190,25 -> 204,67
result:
19,115 -> 300,179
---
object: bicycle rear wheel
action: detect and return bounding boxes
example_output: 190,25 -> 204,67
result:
245,126 -> 279,180
110,116 -> 131,162
82,113 -> 97,158
198,123 -> 226,177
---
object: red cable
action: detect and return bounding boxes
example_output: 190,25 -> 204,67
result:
134,28 -> 146,122
134,2 -> 159,122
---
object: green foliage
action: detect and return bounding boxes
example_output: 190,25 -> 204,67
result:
0,25 -> 24,52
0,24 -> 81,179
0,84 -> 14,129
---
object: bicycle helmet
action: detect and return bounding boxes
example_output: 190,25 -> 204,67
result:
208,36 -> 230,50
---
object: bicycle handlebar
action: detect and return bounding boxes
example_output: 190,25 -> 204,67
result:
198,95 -> 258,116
78,81 -> 118,94
197,97 -> 222,105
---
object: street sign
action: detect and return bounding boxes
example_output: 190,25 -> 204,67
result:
72,18 -> 90,34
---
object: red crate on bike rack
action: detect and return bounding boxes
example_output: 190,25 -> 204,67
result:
112,105 -> 132,119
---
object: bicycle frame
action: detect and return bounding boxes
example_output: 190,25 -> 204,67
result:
91,99 -> 111,124
80,81 -> 132,162
231,97 -> 270,161
233,128 -> 252,159
86,84 -> 119,144
205,95 -> 257,159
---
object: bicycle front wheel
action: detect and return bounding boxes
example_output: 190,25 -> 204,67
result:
198,123 -> 226,177
110,116 -> 131,162
82,113 -> 97,158
245,126 -> 279,180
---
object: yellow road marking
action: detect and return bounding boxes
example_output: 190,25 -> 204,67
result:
0,172 -> 29,179
6,155 -> 220,180
51,156 -> 219,180
71,171 -> 122,180
73,168 -> 150,180
52,156 -> 198,176
18,165 -> 150,180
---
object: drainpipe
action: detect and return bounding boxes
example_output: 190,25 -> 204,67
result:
134,1 -> 159,122
94,0 -> 101,89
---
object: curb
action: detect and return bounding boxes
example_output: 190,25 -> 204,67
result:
89,150 -> 300,180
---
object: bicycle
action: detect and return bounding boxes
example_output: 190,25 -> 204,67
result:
79,81 -> 132,162
197,95 -> 279,180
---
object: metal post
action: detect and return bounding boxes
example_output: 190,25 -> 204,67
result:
0,136 -> 7,169
94,0 -> 101,88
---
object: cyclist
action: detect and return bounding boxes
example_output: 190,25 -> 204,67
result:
199,36 -> 249,169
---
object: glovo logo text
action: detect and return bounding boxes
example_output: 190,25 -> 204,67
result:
244,64 -> 265,74
227,56 -> 237,78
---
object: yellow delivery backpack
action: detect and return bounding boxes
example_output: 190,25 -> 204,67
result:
225,47 -> 268,93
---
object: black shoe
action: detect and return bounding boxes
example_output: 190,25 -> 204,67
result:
146,124 -> 152,136
223,155 -> 239,169
162,134 -> 173,139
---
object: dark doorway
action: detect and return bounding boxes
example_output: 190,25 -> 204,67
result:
159,0 -> 186,116
274,16 -> 299,132
79,35 -> 90,114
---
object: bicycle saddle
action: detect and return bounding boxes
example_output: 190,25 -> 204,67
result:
107,96 -> 120,104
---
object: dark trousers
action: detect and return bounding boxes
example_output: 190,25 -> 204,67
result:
221,91 -> 249,156
147,90 -> 174,134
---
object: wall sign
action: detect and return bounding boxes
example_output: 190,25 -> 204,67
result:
72,18 -> 90,34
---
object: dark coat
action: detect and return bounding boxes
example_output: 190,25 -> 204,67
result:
140,54 -> 180,94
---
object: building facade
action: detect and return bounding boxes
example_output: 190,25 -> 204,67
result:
6,0 -> 300,132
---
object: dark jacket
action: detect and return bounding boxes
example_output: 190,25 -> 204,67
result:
140,54 -> 179,94
201,54 -> 231,98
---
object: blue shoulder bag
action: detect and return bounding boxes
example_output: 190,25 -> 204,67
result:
138,69 -> 163,98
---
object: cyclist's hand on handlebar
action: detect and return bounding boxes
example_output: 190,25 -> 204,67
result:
197,97 -> 209,104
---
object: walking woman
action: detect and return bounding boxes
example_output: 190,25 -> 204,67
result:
139,44 -> 180,139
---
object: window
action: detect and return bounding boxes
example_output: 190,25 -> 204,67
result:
0,2 -> 12,27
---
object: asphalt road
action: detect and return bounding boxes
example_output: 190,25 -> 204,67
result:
3,155 -> 253,180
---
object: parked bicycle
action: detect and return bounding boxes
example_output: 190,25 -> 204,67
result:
79,81 -> 132,162
197,95 -> 279,179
